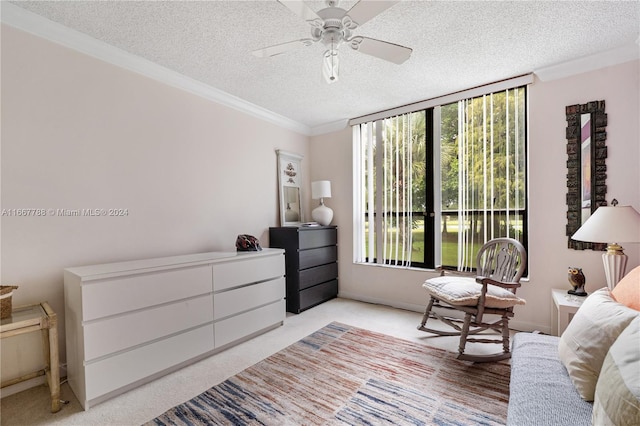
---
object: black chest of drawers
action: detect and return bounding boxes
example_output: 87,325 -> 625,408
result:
269,226 -> 338,313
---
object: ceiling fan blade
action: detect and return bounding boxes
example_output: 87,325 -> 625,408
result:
252,39 -> 315,58
346,0 -> 399,27
278,0 -> 321,22
350,37 -> 412,64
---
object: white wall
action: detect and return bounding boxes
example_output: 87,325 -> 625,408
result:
310,59 -> 640,334
0,25 -> 310,378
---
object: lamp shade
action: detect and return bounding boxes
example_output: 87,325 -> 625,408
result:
572,205 -> 640,244
311,181 -> 331,199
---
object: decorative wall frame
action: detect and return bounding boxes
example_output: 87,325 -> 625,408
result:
276,149 -> 303,227
565,100 -> 608,250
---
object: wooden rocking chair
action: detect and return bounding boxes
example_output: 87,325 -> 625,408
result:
418,238 -> 527,362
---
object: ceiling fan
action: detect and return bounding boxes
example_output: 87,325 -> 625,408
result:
252,0 -> 413,83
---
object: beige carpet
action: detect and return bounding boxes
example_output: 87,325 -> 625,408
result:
1,298 -> 511,425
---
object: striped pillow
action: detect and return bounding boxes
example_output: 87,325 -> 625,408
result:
592,317 -> 640,425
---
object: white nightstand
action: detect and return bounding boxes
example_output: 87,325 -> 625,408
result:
551,289 -> 587,336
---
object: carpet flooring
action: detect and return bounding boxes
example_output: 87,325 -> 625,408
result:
147,322 -> 510,425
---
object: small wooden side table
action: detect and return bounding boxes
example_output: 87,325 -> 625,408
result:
0,302 -> 61,413
551,289 -> 587,336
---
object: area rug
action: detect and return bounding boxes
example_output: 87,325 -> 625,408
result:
147,322 -> 510,425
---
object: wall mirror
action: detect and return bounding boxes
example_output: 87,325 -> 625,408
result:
565,100 -> 607,250
276,149 -> 303,226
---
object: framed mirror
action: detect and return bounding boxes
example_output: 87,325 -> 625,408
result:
565,100 -> 608,250
276,149 -> 303,226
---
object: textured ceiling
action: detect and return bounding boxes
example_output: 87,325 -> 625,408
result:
8,1 -> 640,130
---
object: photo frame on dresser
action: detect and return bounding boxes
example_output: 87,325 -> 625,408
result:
276,149 -> 303,227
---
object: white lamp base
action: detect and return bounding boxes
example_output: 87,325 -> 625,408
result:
603,252 -> 628,290
312,202 -> 333,226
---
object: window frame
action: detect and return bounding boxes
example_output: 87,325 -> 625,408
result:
353,82 -> 529,271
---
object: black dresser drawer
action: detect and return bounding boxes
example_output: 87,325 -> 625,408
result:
299,280 -> 338,311
299,228 -> 337,250
299,246 -> 337,270
299,262 -> 338,290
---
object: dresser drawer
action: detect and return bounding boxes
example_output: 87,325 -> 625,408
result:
213,254 -> 284,292
214,277 -> 285,320
299,228 -> 337,249
83,294 -> 214,361
81,265 -> 212,321
299,263 -> 338,290
84,324 -> 214,401
299,246 -> 337,270
214,300 -> 284,348
299,279 -> 338,311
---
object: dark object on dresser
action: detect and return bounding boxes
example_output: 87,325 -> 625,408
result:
235,234 -> 262,251
269,226 -> 338,313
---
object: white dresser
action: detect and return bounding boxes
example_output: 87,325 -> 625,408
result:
64,248 -> 285,410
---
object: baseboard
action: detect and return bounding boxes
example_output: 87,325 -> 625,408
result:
338,292 -> 551,335
0,364 -> 67,399
510,319 -> 551,335
0,375 -> 46,398
337,291 -> 426,313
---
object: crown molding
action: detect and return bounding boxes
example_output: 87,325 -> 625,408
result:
1,2 -> 312,136
310,119 -> 349,136
534,42 -> 640,82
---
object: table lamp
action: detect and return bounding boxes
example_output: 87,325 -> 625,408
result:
571,200 -> 640,290
311,180 -> 333,226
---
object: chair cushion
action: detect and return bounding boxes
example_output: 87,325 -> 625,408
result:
558,287 -> 639,401
592,316 -> 640,425
422,275 -> 526,309
611,265 -> 640,311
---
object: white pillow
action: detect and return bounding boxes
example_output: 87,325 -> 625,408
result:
592,316 -> 640,425
422,275 -> 525,309
558,288 -> 639,401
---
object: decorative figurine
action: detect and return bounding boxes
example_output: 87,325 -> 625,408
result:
568,267 -> 587,296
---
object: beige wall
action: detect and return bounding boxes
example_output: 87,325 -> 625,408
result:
310,59 -> 640,334
0,25 -> 310,376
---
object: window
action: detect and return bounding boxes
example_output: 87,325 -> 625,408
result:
353,85 -> 527,271
353,111 -> 431,268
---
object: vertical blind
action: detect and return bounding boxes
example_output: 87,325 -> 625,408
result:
454,88 -> 525,271
353,113 -> 416,267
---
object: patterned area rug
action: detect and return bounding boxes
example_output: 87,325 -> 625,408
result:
147,322 -> 510,425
